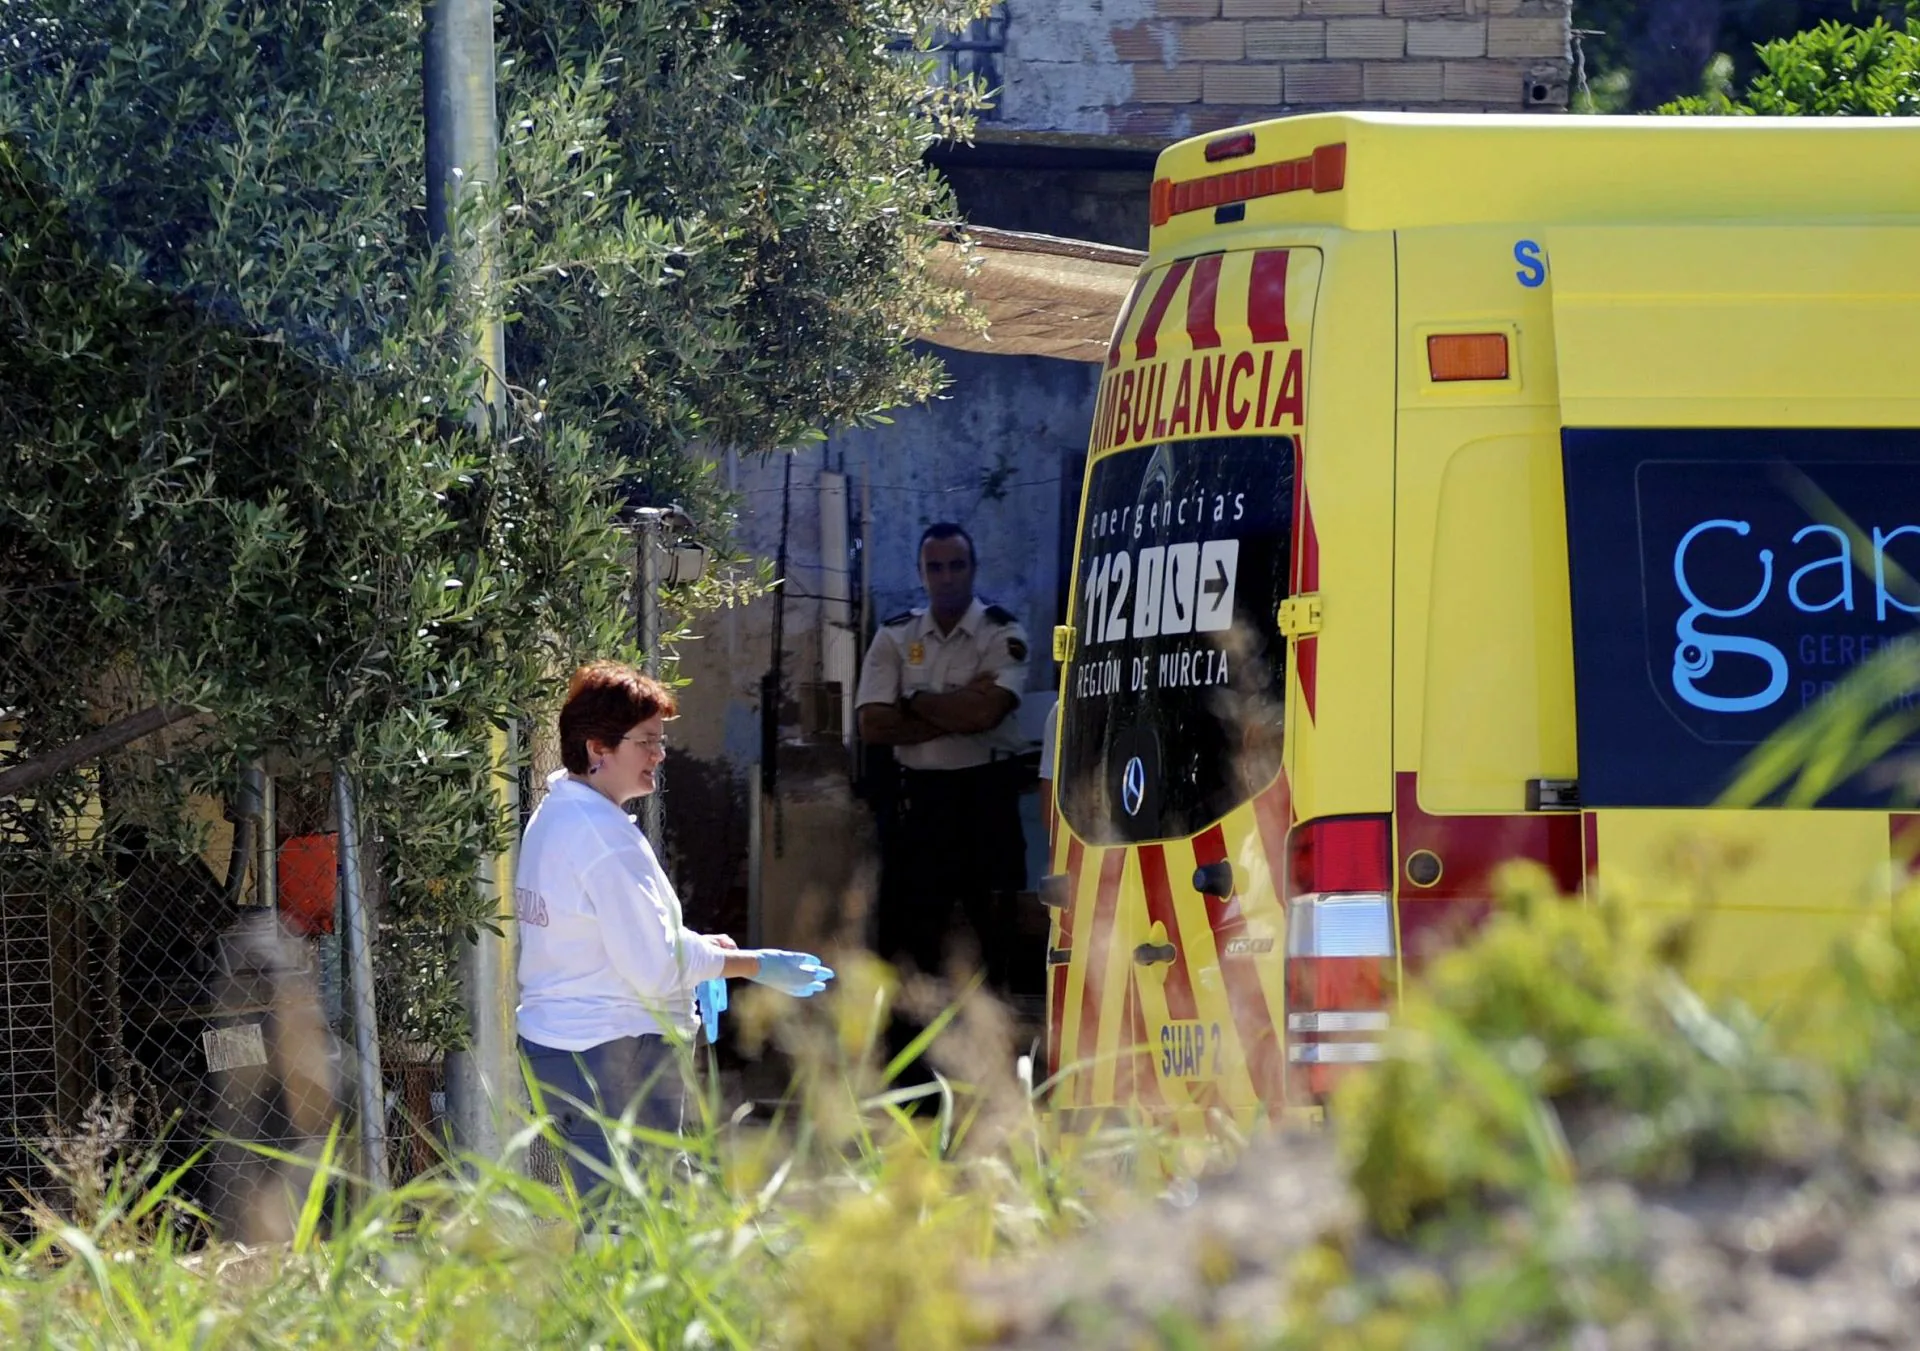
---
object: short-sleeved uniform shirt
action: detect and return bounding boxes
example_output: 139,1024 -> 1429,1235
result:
855,597 -> 1030,770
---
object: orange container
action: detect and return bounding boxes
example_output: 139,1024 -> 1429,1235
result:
277,832 -> 338,937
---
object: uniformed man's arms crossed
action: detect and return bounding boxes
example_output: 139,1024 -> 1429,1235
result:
906,603 -> 1026,734
856,611 -> 947,746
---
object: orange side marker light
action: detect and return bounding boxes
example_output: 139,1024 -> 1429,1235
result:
1426,333 -> 1510,383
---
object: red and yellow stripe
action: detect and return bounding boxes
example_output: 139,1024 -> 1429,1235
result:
1049,773 -> 1297,1124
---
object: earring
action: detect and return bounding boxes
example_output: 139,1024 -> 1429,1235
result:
589,761 -> 602,775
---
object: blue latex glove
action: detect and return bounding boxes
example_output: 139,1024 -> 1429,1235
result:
697,977 -> 728,1043
750,950 -> 835,998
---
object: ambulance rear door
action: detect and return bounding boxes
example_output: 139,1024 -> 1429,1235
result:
1055,245 -> 1320,1115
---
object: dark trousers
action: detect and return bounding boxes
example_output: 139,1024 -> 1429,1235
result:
519,1034 -> 685,1198
876,763 -> 1027,986
876,764 -> 1030,1086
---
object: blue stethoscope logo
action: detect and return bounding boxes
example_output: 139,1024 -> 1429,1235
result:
1671,518 -> 1789,714
1121,756 -> 1146,816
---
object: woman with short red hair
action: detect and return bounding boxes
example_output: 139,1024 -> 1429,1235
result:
515,660 -> 831,1194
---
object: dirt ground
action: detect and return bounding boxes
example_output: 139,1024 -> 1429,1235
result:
967,1129 -> 1920,1349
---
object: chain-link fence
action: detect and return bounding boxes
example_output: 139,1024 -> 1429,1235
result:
0,586 -> 461,1242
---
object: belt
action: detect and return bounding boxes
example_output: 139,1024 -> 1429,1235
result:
901,762 -> 1002,779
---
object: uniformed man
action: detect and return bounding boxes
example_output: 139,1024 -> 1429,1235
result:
856,523 -> 1031,997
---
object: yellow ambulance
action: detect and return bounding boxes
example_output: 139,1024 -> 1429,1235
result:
1043,112 -> 1920,1129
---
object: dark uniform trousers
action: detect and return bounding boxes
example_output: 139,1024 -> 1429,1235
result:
877,761 -> 1028,993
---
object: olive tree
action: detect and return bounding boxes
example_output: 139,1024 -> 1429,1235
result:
0,0 -> 981,1045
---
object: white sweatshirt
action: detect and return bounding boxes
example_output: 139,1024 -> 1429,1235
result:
514,770 -> 727,1049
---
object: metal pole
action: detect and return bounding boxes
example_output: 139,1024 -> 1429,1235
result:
424,0 -> 506,415
747,774 -> 763,948
767,455 -> 794,857
250,768 -> 276,914
426,0 -> 519,1162
228,766 -> 263,906
858,450 -> 873,777
446,723 -> 522,1161
638,516 -> 664,847
335,769 -> 390,1194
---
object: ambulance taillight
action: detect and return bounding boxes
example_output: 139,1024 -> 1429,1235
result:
1283,816 -> 1394,1098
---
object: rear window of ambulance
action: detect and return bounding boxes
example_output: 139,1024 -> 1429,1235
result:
1058,435 -> 1293,843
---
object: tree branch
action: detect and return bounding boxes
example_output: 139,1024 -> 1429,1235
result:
0,703 -> 198,800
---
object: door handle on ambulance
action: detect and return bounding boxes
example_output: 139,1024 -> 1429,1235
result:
1133,941 -> 1178,967
1278,592 -> 1322,639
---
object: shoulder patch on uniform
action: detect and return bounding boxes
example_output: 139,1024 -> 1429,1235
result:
882,610 -> 915,627
984,604 -> 1018,626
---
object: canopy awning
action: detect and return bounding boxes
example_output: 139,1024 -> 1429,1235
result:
923,226 -> 1144,364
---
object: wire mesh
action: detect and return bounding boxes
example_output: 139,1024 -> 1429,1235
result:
0,586 -> 452,1240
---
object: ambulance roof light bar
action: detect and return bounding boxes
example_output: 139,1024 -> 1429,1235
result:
1151,142 -> 1347,228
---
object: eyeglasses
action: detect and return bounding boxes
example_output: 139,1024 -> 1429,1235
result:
621,734 -> 668,753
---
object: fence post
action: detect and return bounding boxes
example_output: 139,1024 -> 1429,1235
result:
334,769 -> 390,1193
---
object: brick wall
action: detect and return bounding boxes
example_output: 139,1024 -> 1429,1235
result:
993,0 -> 1571,140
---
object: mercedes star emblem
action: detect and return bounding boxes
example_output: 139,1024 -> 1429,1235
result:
1121,756 -> 1146,817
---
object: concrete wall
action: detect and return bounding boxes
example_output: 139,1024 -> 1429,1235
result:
662,349 -> 1100,944
839,348 -> 1098,640
989,0 -> 1573,139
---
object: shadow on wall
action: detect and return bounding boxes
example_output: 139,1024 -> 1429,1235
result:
660,744 -> 878,954
659,748 -> 750,941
